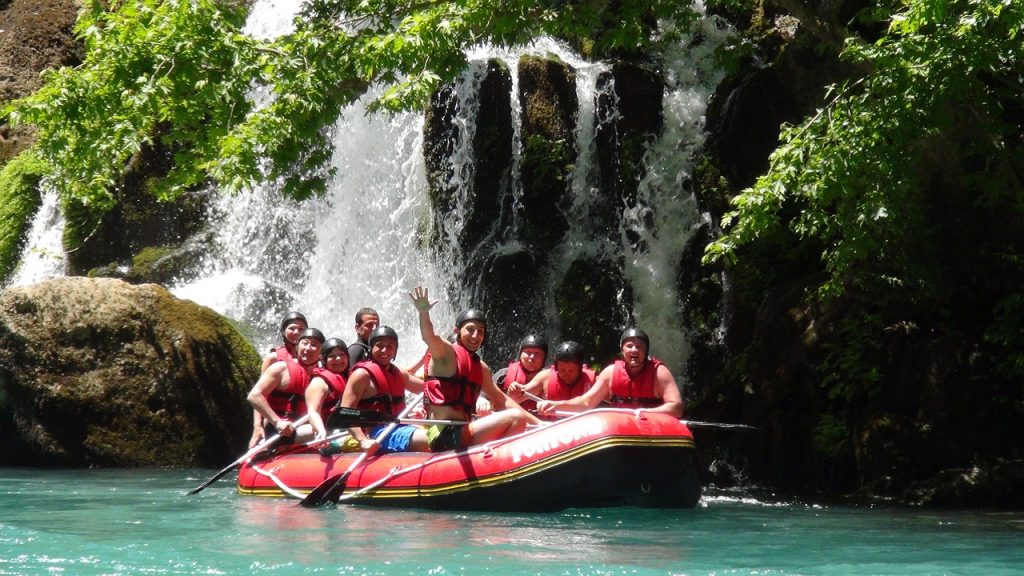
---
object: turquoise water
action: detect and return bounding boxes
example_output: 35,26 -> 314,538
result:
2,469 -> 1021,575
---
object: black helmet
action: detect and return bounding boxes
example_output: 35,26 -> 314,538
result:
368,325 -> 400,351
619,327 -> 650,351
279,311 -> 307,333
299,327 -> 326,344
554,341 -> 584,364
455,308 -> 487,329
519,334 -> 548,356
321,337 -> 348,360
454,308 -> 487,346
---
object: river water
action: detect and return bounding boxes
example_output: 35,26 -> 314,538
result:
2,468 -> 1020,575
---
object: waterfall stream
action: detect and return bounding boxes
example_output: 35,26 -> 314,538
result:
5,187 -> 67,288
8,0 -> 732,374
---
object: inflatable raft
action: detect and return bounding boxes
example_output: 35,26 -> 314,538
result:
237,409 -> 701,511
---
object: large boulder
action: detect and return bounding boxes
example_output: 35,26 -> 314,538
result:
0,276 -> 259,467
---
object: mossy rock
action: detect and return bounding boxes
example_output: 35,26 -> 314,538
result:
0,277 -> 259,467
0,150 -> 46,281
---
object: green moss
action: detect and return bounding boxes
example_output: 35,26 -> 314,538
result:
129,245 -> 174,277
0,150 -> 47,281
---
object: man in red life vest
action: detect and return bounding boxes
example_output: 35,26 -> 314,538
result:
480,333 -> 548,414
305,337 -> 349,442
339,325 -> 428,454
260,311 -> 307,372
508,341 -> 596,408
536,328 -> 683,418
251,311 -> 309,446
246,327 -> 324,447
347,307 -> 380,367
409,285 -> 541,452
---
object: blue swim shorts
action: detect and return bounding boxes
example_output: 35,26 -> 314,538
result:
370,424 -> 417,454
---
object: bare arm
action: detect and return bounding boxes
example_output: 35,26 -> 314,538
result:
644,365 -> 684,417
408,285 -> 456,375
537,366 -> 611,415
507,370 -> 549,401
403,370 -> 425,394
481,363 -> 542,425
304,378 -> 330,439
246,361 -> 293,432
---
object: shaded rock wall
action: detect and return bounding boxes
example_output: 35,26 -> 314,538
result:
0,277 -> 258,467
423,55 -> 657,364
687,0 -> 1024,506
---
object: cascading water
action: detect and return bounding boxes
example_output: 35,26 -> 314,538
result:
5,187 -> 66,288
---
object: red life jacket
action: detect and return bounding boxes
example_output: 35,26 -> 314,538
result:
268,361 -> 311,418
311,367 -> 347,418
352,360 -> 406,417
272,344 -> 295,363
503,361 -> 540,391
544,364 -> 596,401
424,342 -> 483,414
504,360 -> 541,411
608,357 -> 664,408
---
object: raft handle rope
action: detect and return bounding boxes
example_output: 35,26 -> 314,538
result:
246,429 -> 353,499
250,464 -> 305,499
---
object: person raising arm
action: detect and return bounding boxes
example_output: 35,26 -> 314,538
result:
409,285 -> 540,452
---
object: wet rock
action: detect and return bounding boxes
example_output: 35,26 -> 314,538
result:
593,61 -> 663,239
517,54 -> 577,255
0,277 -> 259,467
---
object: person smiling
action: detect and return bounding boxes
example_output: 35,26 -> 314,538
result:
339,325 -> 427,454
536,328 -> 683,418
409,285 -> 540,452
246,328 -> 325,447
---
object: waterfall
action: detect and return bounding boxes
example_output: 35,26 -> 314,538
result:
622,14 -> 732,369
5,187 -> 67,288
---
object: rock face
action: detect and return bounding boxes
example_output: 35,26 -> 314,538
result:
0,0 -> 83,166
422,55 -> 658,362
0,277 -> 259,467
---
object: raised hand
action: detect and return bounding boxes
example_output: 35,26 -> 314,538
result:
408,285 -> 437,312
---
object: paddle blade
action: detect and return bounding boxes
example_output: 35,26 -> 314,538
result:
187,465 -> 236,495
299,471 -> 350,508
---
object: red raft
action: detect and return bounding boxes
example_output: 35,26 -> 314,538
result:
238,409 -> 701,511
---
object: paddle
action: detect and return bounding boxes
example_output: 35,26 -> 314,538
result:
326,406 -> 465,428
527,395 -> 760,432
300,393 -> 425,507
187,413 -> 311,495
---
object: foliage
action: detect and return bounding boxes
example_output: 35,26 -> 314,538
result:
0,150 -> 47,281
705,0 -> 1024,300
5,0 -> 701,210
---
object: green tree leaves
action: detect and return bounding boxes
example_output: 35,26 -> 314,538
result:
706,0 -> 1024,302
5,0 -> 701,207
